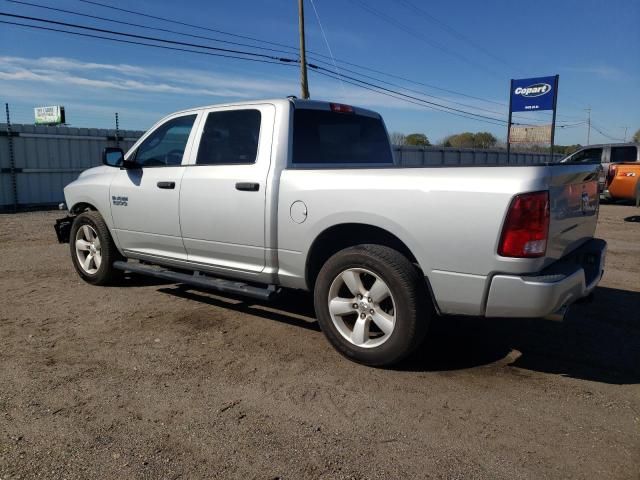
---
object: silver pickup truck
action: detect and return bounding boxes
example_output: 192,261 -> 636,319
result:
55,98 -> 606,366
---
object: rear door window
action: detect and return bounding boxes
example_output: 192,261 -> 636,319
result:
292,109 -> 393,166
196,109 -> 261,165
610,146 -> 637,163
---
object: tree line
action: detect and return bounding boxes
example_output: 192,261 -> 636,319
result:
389,130 -> 640,155
391,131 -> 499,148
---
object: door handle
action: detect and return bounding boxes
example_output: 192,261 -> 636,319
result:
157,181 -> 175,189
235,182 -> 260,192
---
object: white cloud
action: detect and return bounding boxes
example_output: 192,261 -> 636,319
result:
562,65 -> 627,80
0,55 -> 508,126
0,55 -> 296,99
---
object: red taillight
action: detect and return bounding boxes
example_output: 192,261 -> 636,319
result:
606,164 -> 618,187
498,191 -> 550,258
330,103 -> 354,113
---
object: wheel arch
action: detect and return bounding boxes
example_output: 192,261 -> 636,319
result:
69,201 -> 98,215
305,223 -> 420,291
68,201 -> 123,255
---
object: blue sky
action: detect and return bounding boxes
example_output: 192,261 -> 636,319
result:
1,0 -> 638,144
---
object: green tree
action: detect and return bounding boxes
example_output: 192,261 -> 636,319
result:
446,132 -> 476,148
474,132 -> 497,148
405,133 -> 430,146
442,131 -> 497,148
633,128 -> 640,143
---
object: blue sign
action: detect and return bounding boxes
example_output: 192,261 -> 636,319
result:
510,76 -> 557,112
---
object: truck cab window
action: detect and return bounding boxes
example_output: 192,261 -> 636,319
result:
292,109 -> 393,165
610,146 -> 637,163
135,114 -> 196,167
570,148 -> 602,163
196,110 -> 261,165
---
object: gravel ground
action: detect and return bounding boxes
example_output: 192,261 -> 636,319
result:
1,205 -> 639,479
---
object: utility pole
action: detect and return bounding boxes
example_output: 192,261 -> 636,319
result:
114,112 -> 120,146
298,0 -> 310,99
621,126 -> 629,142
585,107 -> 591,145
4,103 -> 18,212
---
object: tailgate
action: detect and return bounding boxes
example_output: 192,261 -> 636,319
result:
546,163 -> 600,262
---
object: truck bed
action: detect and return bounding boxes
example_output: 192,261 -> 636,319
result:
277,162 -> 601,315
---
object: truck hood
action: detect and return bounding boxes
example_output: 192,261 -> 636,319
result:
77,165 -> 114,179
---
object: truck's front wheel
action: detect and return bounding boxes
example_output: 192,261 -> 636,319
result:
314,244 -> 430,366
70,211 -> 123,286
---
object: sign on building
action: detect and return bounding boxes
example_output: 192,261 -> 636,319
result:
34,106 -> 66,125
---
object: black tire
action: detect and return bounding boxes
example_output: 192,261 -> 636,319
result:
313,244 -> 431,367
69,211 -> 124,286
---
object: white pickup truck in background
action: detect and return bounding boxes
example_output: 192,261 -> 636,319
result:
55,98 -> 606,366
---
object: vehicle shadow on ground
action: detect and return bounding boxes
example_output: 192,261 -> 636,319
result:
405,286 -> 640,385
112,273 -> 174,288
158,285 -> 640,385
158,286 -> 320,332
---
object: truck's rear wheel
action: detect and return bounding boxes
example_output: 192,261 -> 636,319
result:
314,244 -> 430,366
70,211 -> 123,285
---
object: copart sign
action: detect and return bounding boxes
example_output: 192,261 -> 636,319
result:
510,76 -> 557,112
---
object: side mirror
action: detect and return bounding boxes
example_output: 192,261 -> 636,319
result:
102,147 -> 124,167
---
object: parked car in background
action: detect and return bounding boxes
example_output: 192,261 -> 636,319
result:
560,143 -> 640,197
605,163 -> 640,204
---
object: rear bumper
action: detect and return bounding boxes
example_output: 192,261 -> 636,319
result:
484,238 -> 607,318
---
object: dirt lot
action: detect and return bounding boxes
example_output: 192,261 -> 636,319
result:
1,205 -> 639,479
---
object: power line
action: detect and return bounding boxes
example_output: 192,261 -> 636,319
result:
1,13 -> 508,125
308,47 -> 580,123
309,64 -> 580,127
32,0 -> 578,118
52,0 -> 586,120
0,12 -> 298,62
557,121 -> 587,129
392,0 -> 516,71
74,0 -> 300,53
0,10 -> 511,123
310,52 -> 506,105
307,56 -> 554,124
5,0 -> 296,57
311,64 -> 508,124
11,0 -> 501,108
348,0 -> 503,79
69,0 -> 510,108
621,126 -> 630,142
310,68 -> 507,127
308,0 -> 344,92
591,122 -> 624,142
0,10 -> 583,129
0,19 -> 298,67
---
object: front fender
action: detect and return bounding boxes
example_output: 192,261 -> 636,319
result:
63,166 -> 121,251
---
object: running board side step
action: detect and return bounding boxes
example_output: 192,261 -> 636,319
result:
112,261 -> 279,301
